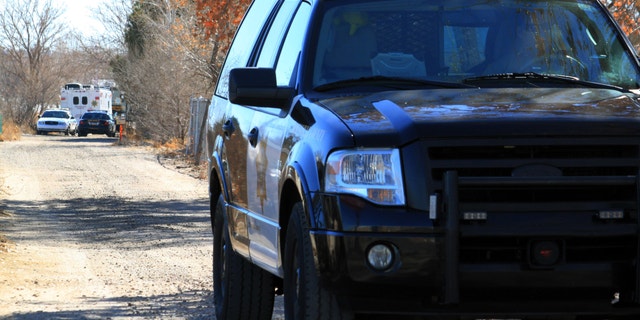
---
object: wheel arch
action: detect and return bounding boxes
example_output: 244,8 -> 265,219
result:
208,135 -> 229,231
209,166 -> 222,231
279,161 -> 316,262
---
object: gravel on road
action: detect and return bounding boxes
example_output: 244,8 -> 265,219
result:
0,134 -> 215,319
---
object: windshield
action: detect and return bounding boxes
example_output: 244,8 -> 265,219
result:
310,0 -> 640,90
42,111 -> 68,119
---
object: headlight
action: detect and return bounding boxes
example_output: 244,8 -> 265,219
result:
325,149 -> 405,205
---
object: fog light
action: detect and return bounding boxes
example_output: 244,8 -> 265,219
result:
367,243 -> 394,271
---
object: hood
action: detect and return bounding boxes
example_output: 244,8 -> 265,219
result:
319,88 -> 640,147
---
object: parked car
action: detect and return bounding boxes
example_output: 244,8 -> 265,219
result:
206,0 -> 640,319
77,111 -> 116,137
36,109 -> 77,136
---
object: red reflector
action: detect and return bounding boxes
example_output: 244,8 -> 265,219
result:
539,249 -> 553,258
530,240 -> 562,267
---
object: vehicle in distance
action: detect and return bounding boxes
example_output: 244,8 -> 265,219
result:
77,111 -> 116,137
36,109 -> 77,136
60,82 -> 113,121
206,0 -> 640,319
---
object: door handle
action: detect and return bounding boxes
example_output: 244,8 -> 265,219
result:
222,119 -> 235,137
248,127 -> 259,147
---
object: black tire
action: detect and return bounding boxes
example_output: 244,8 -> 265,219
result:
78,131 -> 87,137
212,194 -> 275,320
284,202 -> 349,320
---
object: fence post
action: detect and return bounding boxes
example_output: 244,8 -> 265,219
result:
187,97 -> 209,165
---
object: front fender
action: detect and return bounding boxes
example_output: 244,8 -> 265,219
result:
283,139 -> 323,229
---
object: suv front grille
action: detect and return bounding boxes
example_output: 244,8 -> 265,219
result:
426,138 -> 640,265
429,139 -> 639,207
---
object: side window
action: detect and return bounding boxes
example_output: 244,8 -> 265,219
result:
275,3 -> 311,86
214,0 -> 279,98
256,1 -> 299,68
82,97 -> 88,105
73,97 -> 79,105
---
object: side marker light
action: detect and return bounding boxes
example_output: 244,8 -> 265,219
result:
598,210 -> 624,220
463,212 -> 487,221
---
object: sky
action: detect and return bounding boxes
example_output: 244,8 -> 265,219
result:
58,0 -> 110,37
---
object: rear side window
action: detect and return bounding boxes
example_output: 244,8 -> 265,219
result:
215,0 -> 280,98
256,0 -> 311,86
275,3 -> 311,86
256,1 -> 300,68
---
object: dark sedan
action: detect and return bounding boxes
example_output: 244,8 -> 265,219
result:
78,111 -> 116,137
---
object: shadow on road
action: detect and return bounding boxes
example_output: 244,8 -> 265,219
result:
0,290 -> 215,320
0,197 -> 211,250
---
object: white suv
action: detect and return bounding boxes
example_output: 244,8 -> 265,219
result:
36,109 -> 77,136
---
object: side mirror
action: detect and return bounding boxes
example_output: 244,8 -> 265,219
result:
229,68 -> 294,109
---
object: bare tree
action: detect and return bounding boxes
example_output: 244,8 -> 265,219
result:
602,0 -> 640,52
0,0 -> 67,127
92,0 -> 132,52
112,0 -> 211,144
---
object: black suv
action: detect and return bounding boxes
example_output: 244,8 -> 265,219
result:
77,111 -> 116,137
206,0 -> 640,319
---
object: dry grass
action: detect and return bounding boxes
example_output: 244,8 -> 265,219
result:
154,137 -> 185,156
0,234 -> 14,253
0,119 -> 22,141
152,138 -> 208,180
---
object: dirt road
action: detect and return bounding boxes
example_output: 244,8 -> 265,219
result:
0,134 -> 282,319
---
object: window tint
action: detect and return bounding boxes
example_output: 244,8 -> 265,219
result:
311,0 -> 640,89
215,0 -> 279,98
275,3 -> 311,86
82,97 -> 88,105
82,113 -> 100,120
443,25 -> 487,74
73,97 -> 79,105
43,111 -> 67,118
256,1 -> 299,68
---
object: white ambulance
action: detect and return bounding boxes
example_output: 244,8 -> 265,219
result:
60,83 -> 112,121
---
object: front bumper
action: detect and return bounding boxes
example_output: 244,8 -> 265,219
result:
37,124 -> 68,132
312,192 -> 640,317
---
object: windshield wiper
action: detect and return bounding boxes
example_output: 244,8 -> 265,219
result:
463,72 -> 627,92
314,75 -> 478,92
